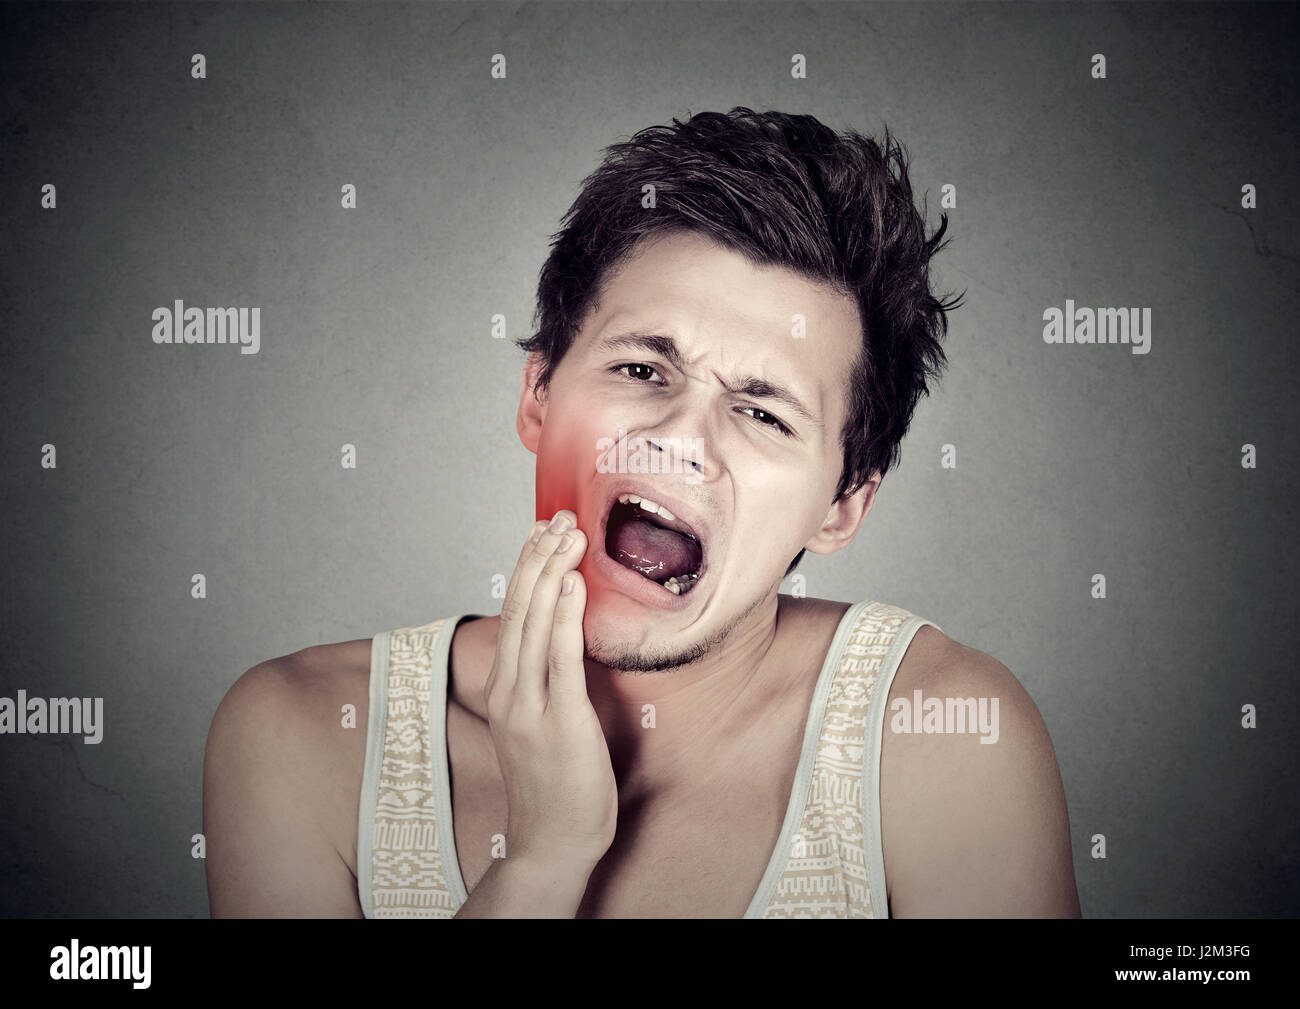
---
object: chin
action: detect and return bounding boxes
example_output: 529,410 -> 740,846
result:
580,595 -> 678,650
580,605 -> 716,674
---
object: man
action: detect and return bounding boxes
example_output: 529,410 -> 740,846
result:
203,108 -> 1081,918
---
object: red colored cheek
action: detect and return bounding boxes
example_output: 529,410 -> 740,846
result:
534,436 -> 612,610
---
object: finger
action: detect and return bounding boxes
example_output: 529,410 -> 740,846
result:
546,568 -> 590,714
504,520 -> 549,606
516,526 -> 587,711
486,519 -> 547,699
495,511 -> 575,696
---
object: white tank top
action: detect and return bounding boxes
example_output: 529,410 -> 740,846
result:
357,599 -> 940,917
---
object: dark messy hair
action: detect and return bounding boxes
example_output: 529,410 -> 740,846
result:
516,107 -> 964,577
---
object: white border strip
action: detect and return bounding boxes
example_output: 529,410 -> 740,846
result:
356,630 -> 391,919
743,599 -> 872,918
431,617 -> 471,906
862,615 -> 938,918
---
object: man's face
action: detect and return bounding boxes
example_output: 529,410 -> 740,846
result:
519,229 -> 867,670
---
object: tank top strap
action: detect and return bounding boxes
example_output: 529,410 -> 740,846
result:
759,600 -> 942,918
358,616 -> 463,918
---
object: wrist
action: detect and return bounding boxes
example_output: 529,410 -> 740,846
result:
492,852 -> 594,916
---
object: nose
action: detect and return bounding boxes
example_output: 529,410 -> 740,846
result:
643,382 -> 729,483
639,432 -> 711,484
648,438 -> 702,474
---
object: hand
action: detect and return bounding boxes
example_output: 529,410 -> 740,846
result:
484,509 -> 618,873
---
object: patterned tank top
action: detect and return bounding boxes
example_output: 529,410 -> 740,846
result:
356,599 -> 941,918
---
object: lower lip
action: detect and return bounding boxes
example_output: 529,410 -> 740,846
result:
589,517 -> 705,612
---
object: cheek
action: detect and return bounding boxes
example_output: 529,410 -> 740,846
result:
535,426 -> 623,611
752,510 -> 797,559
748,481 -> 819,559
534,431 -> 593,520
533,394 -> 625,520
535,415 -> 619,555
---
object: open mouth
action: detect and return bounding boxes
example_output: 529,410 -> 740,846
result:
603,493 -> 706,596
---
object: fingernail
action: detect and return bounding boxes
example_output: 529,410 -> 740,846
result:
529,521 -> 547,542
549,511 -> 572,534
556,533 -> 574,553
561,573 -> 574,595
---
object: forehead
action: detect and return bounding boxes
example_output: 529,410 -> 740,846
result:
579,230 -> 862,403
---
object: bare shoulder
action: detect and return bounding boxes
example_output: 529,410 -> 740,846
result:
880,624 -> 1081,918
202,637 -> 373,917
208,638 -> 372,789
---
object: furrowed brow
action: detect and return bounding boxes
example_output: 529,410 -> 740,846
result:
722,375 -> 821,429
593,331 -> 821,429
591,332 -> 688,372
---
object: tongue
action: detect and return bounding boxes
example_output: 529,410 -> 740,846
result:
609,517 -> 700,581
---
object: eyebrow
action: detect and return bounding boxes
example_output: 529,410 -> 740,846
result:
591,331 -> 822,429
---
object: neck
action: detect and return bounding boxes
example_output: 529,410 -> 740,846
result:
582,589 -> 789,790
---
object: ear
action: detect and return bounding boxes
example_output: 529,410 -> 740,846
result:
516,353 -> 548,454
801,472 -> 882,556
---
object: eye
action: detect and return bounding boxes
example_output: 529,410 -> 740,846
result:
610,362 -> 665,384
738,406 -> 795,437
609,363 -> 795,437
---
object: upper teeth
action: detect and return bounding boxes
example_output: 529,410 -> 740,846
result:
618,492 -> 678,525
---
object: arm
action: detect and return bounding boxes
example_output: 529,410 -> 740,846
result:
202,657 -> 364,917
453,853 -> 593,918
882,642 -> 1081,917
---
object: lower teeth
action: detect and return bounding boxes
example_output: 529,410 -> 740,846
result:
662,571 -> 700,595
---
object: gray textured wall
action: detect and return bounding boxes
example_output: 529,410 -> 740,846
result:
1,0 -> 1296,917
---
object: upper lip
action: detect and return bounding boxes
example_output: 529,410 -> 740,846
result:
597,479 -> 712,562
